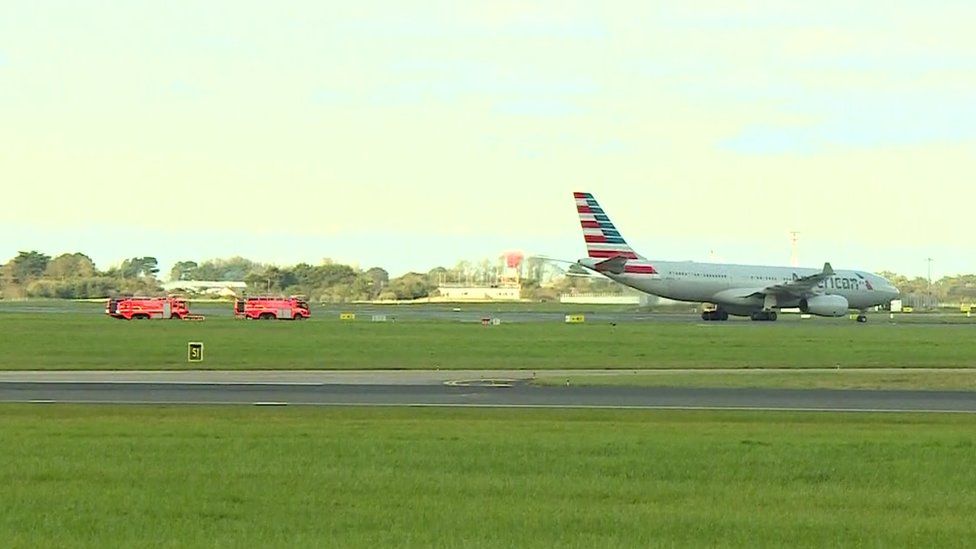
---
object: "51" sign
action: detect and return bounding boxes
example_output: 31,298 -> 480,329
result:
187,342 -> 204,363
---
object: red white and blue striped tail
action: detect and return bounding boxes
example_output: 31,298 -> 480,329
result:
574,192 -> 657,274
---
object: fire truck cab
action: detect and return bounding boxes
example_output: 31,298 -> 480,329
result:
234,296 -> 310,320
106,296 -> 191,320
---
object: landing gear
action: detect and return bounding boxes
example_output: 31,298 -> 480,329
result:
750,311 -> 778,322
701,310 -> 729,321
856,314 -> 868,323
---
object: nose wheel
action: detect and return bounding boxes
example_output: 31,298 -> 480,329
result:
856,314 -> 868,323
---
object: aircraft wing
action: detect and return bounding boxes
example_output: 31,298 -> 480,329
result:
758,262 -> 834,298
735,263 -> 834,299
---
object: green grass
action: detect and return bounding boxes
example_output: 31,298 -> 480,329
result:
1,405 -> 974,547
2,306 -> 976,370
536,370 -> 976,391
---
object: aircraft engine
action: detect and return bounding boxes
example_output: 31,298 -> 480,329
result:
799,295 -> 849,317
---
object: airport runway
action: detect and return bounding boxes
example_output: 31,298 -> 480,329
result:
3,379 -> 976,412
0,368 -> 971,384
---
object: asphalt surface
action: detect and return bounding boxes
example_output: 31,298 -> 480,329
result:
3,380 -> 976,412
5,301 -> 975,326
0,368 -> 971,385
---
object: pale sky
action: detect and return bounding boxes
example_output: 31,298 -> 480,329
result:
2,1 -> 974,278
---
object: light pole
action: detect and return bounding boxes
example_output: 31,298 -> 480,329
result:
789,231 -> 800,267
926,257 -> 934,308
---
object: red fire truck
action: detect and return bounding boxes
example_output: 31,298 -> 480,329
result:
234,296 -> 310,320
106,296 -> 191,320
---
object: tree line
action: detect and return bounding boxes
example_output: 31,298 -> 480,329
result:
0,251 -> 162,300
5,250 -> 969,305
0,250 -> 606,302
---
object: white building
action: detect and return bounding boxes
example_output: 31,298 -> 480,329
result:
160,280 -> 247,297
436,284 -> 522,301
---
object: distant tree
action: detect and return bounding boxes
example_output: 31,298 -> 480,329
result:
426,267 -> 447,287
387,272 -> 429,300
220,257 -> 261,281
4,251 -> 51,284
478,259 -> 492,284
193,257 -> 262,281
169,261 -> 198,282
183,256 -> 255,282
291,262 -> 316,283
120,257 -> 159,278
26,280 -> 58,298
316,264 -> 357,287
937,275 -> 976,303
245,266 -> 298,294
115,276 -> 163,296
453,260 -> 472,284
902,277 -> 932,296
45,253 -> 96,280
366,267 -> 390,287
524,256 -> 546,282
349,275 -> 374,301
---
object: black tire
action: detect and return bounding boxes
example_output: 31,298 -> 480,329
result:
259,313 -> 275,320
294,314 -> 306,321
768,311 -> 778,321
133,314 -> 150,320
720,311 -> 729,321
701,312 -> 710,321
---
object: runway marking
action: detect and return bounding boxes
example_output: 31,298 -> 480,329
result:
2,380 -> 330,386
4,399 -> 976,414
443,379 -> 518,388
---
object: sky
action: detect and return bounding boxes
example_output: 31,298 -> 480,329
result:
2,1 -> 974,279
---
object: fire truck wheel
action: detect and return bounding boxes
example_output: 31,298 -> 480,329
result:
133,314 -> 150,320
259,313 -> 275,320
294,315 -> 306,321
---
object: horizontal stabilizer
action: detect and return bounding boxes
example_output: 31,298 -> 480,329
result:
592,255 -> 628,275
528,256 -> 577,265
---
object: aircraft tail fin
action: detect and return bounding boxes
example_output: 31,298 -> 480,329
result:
574,192 -> 643,261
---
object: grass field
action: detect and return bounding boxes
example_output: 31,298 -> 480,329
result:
1,404 -> 974,547
2,302 -> 976,370
536,369 -> 976,391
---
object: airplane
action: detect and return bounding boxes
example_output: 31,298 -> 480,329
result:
573,192 -> 900,322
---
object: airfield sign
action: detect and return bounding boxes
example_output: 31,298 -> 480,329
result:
187,342 -> 204,363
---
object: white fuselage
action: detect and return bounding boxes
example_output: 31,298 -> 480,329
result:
579,258 -> 900,316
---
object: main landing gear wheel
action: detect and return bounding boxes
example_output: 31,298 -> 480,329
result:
856,314 -> 868,323
750,311 -> 778,322
701,310 -> 729,321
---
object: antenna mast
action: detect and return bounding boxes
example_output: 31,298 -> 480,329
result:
789,231 -> 800,267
